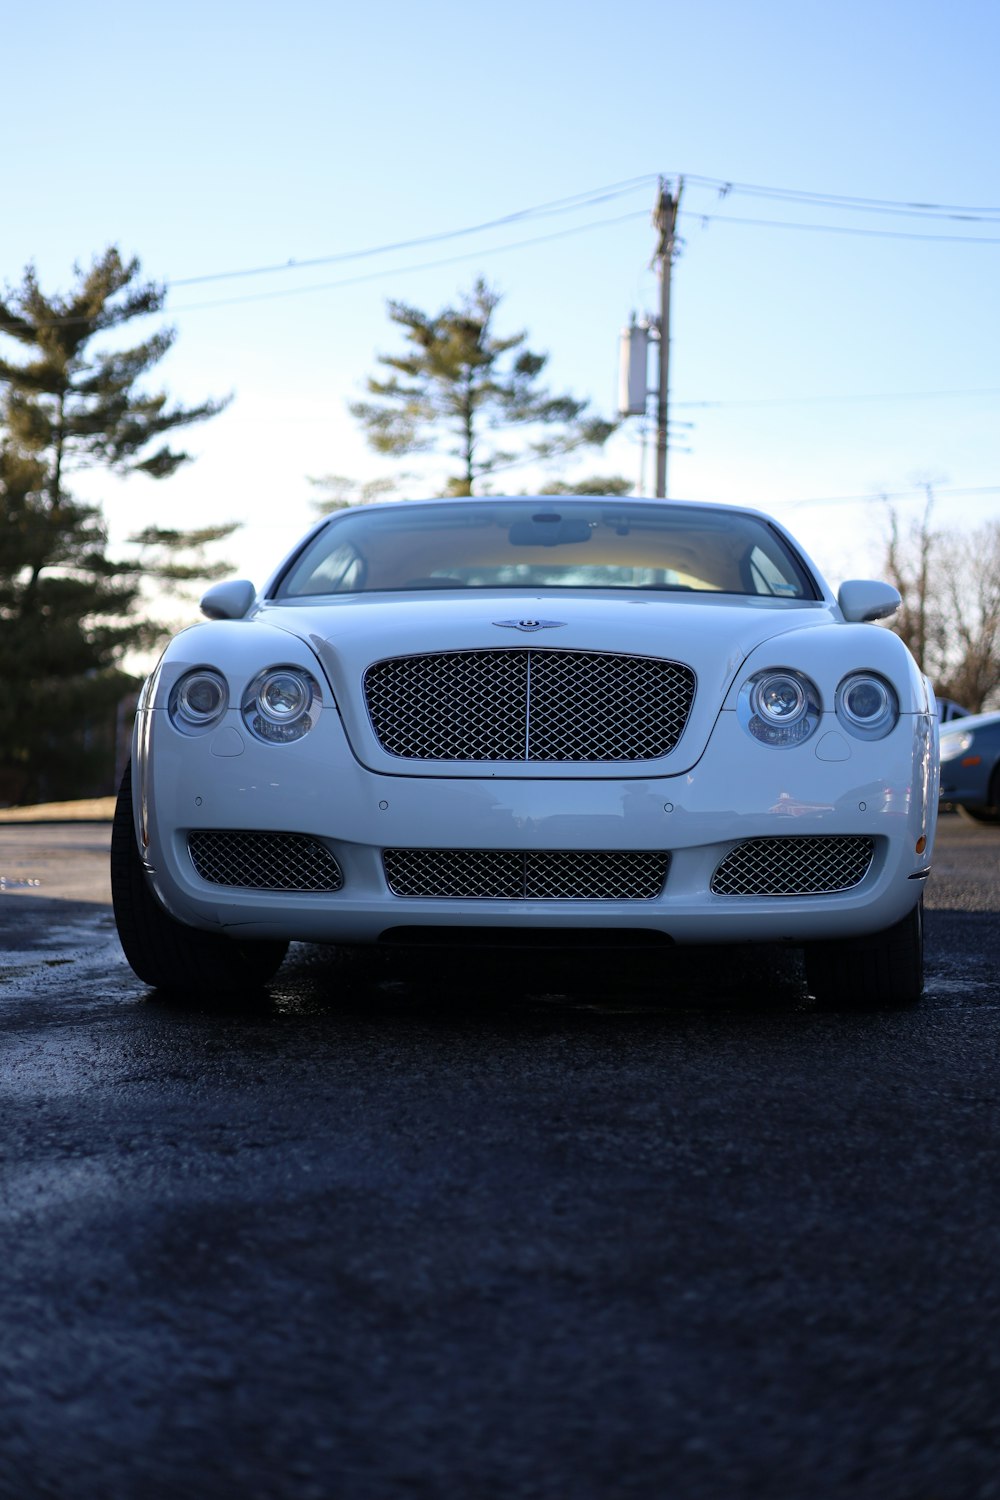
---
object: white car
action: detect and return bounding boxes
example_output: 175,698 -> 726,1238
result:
112,496 -> 939,1004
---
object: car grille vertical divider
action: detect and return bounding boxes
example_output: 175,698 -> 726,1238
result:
525,650 -> 533,762
521,653 -> 530,891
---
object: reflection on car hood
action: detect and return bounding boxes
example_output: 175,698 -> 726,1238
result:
261,591 -> 831,678
257,591 -> 834,776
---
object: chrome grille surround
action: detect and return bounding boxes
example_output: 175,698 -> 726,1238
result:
364,649 -> 695,762
382,849 -> 671,900
188,830 -> 344,892
711,836 -> 876,896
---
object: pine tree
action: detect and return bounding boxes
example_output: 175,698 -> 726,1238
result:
350,278 -> 623,496
0,248 -> 233,803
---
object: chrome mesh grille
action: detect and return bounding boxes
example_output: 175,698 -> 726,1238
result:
711,836 -> 875,896
364,649 -> 695,762
188,831 -> 344,892
383,849 -> 671,900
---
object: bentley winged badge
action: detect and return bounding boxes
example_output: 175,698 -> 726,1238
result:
492,619 -> 567,633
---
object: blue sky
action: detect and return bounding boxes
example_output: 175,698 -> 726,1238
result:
3,0 -> 998,599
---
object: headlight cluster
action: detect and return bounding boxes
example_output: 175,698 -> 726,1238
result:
242,667 -> 322,743
738,668 -> 899,748
835,674 -> 898,740
738,670 -> 821,747
168,665 -> 322,743
169,670 -> 229,733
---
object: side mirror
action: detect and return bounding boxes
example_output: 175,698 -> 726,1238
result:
837,579 -> 901,623
200,579 -> 257,621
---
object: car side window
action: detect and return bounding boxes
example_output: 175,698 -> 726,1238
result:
748,543 -> 801,597
293,540 -> 367,594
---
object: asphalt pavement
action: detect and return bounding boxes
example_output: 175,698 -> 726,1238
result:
1,815 -> 999,1500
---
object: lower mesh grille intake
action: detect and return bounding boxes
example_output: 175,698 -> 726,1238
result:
188,831 -> 344,892
383,849 -> 670,900
711,836 -> 875,896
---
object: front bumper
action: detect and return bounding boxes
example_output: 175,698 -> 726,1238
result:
134,706 -> 938,947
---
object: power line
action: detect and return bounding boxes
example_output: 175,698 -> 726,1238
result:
166,175 -> 659,287
674,387 -> 1000,410
4,169 -> 1000,337
781,484 -> 1000,508
681,209 -> 1000,245
164,213 -> 1000,315
164,209 -> 651,314
0,207 -> 652,331
163,173 -> 1000,290
681,173 -> 1000,220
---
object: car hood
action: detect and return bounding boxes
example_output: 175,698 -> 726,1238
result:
257,590 -> 836,777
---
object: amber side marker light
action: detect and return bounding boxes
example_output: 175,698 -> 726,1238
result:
916,836 -> 927,855
962,755 -> 982,767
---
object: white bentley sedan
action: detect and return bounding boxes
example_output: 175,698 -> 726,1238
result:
112,496 -> 939,1004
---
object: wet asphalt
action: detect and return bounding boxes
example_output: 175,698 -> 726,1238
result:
0,816 -> 999,1500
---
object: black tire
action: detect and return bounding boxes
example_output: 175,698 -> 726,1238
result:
956,802 -> 1000,826
111,762 -> 289,994
804,899 -> 924,1008
957,768 -> 1000,825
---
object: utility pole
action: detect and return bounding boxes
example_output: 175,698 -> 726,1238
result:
652,177 -> 682,498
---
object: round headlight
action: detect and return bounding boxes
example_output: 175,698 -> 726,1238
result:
753,674 -> 807,723
739,669 -> 820,747
836,673 -> 899,740
242,666 -> 321,743
170,669 -> 229,731
257,671 -> 310,722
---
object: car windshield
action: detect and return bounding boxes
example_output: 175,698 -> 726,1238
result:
275,499 -> 817,600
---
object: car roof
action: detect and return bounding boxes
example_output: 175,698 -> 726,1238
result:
325,494 -> 779,524
940,708 -> 1000,732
